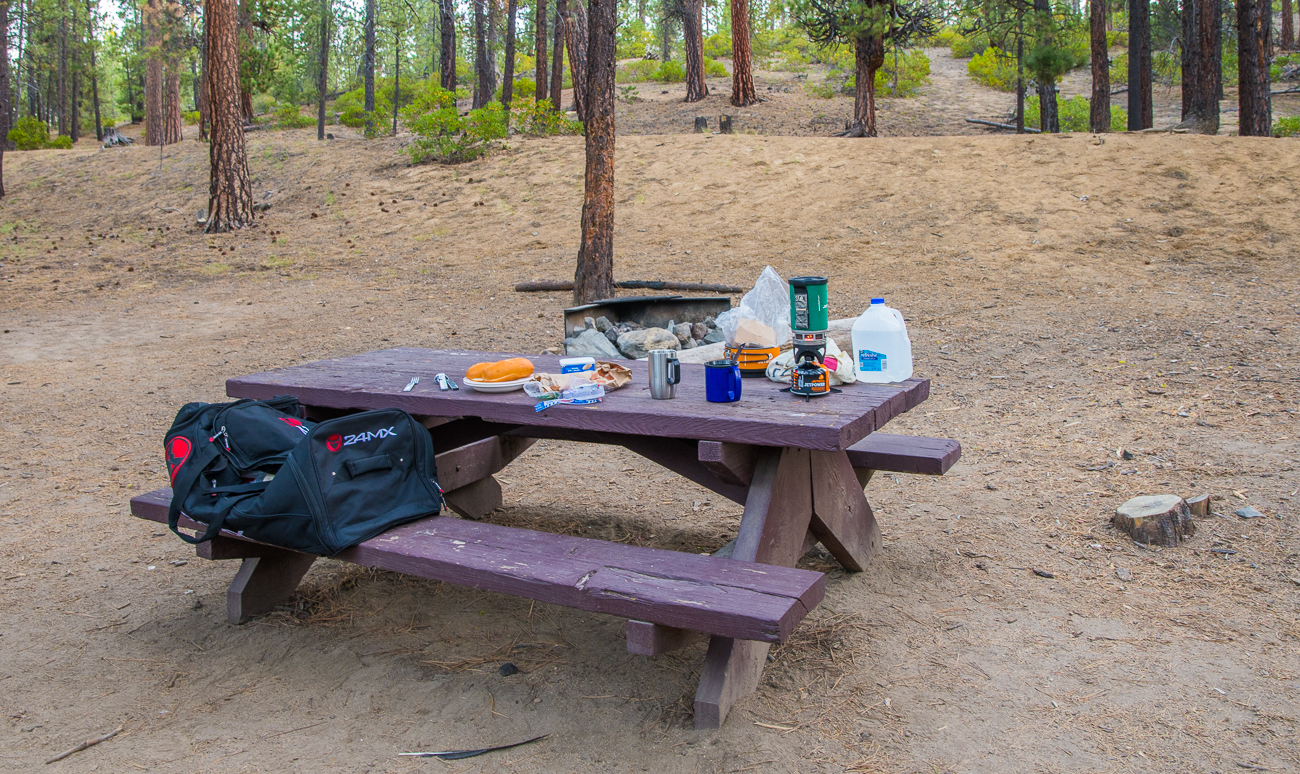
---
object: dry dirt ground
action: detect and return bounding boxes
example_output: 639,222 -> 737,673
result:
1,92 -> 1299,774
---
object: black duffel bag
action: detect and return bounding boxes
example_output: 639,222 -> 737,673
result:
165,401 -> 442,555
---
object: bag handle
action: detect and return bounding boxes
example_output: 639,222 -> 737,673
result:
166,440 -> 228,544
344,454 -> 394,478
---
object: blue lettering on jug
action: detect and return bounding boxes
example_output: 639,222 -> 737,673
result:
858,349 -> 886,372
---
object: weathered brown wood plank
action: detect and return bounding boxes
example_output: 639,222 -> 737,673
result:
809,450 -> 880,572
845,434 -> 962,476
226,348 -> 929,452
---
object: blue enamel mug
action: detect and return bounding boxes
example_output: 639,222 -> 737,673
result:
705,359 -> 742,403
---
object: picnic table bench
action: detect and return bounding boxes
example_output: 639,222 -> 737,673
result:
131,348 -> 959,729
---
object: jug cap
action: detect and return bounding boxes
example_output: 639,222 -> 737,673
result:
870,297 -> 885,304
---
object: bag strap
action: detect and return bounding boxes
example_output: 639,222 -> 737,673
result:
166,440 -> 227,544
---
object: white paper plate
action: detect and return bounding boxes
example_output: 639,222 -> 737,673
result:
462,376 -> 530,393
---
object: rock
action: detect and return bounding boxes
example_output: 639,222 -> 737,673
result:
666,319 -> 676,332
1115,567 -> 1133,582
692,322 -> 708,340
564,337 -> 575,352
1186,494 -> 1211,517
604,328 -> 619,343
704,315 -> 716,328
584,316 -> 596,331
673,323 -> 692,343
1113,495 -> 1195,547
703,329 -> 726,345
595,316 -> 614,333
572,324 -> 586,336
616,327 -> 679,359
567,328 -> 622,359
682,338 -> 698,349
498,662 -> 519,677
1235,506 -> 1265,519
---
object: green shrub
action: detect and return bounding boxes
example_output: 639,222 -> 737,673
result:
968,47 -> 1018,91
951,29 -> 991,58
8,116 -> 52,150
50,135 -> 74,149
251,93 -> 277,116
274,104 -> 314,128
1270,53 -> 1300,81
875,49 -> 931,97
704,32 -> 731,59
511,97 -> 584,136
704,57 -> 728,78
1107,30 -> 1128,47
804,79 -> 837,99
617,59 -> 661,83
402,85 -> 506,164
617,20 -> 653,59
508,77 -> 537,100
1024,94 -> 1127,132
183,110 -> 200,125
657,60 -> 686,82
1273,115 -> 1300,137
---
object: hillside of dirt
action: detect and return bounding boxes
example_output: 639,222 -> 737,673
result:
0,118 -> 1298,774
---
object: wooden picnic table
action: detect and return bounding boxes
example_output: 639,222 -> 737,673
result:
133,348 -> 958,729
236,349 -> 931,720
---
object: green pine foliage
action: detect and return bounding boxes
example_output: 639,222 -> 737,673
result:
1024,94 -> 1127,133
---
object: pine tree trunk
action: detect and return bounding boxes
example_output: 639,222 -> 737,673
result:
487,0 -> 499,98
503,0 -> 517,110
1127,0 -> 1152,129
682,0 -> 707,102
0,0 -> 9,196
1236,0 -> 1272,136
206,0 -> 254,232
1089,0 -> 1109,132
1283,0 -> 1294,51
145,0 -> 164,145
318,0 -> 329,139
57,10 -> 66,136
70,16 -> 80,144
164,69 -> 182,142
1180,0 -> 1220,134
563,3 -> 588,121
846,35 -> 882,137
573,0 -> 615,305
729,0 -> 756,107
535,0 -> 548,103
439,0 -> 456,91
1033,0 -> 1059,133
364,0 -> 375,134
88,0 -> 102,142
392,30 -> 400,135
661,18 -> 672,61
199,12 -> 210,139
551,0 -> 566,111
473,0 -> 490,108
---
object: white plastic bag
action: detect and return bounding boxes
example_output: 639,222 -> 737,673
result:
765,338 -> 858,386
716,266 -> 791,346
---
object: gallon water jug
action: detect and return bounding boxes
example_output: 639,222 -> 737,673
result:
850,298 -> 913,383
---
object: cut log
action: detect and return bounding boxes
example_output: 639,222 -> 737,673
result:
719,115 -> 733,134
965,118 -> 1043,134
1185,493 -> 1211,517
694,116 -> 708,133
1113,495 -> 1195,546
514,279 -> 743,293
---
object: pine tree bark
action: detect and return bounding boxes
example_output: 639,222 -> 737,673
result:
1033,0 -> 1059,133
563,3 -> 589,121
1236,0 -> 1272,136
145,0 -> 164,144
682,0 -> 707,102
503,0 -> 517,109
1180,0 -> 1220,134
473,0 -> 491,108
845,35 -> 882,136
486,0 -> 499,98
70,17 -> 80,143
317,0 -> 330,140
1126,0 -> 1152,129
573,0 -> 615,305
729,0 -> 756,107
364,0 -> 376,134
535,0 -> 548,103
164,69 -> 182,142
1282,0 -> 1294,51
1089,0 -> 1109,132
205,0 -> 254,232
0,0 -> 9,196
199,11 -> 210,139
392,30 -> 400,135
551,0 -> 566,110
439,0 -> 456,91
57,9 -> 67,136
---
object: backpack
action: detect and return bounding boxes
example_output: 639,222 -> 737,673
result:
164,400 -> 444,555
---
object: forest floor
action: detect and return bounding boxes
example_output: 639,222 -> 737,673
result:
1,55 -> 1299,774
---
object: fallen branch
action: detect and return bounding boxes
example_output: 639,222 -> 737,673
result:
1111,86 -> 1129,95
965,118 -> 1042,134
1271,87 -> 1300,96
45,726 -> 123,764
515,280 -> 743,293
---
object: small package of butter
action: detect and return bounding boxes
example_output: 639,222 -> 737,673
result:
559,356 -> 596,374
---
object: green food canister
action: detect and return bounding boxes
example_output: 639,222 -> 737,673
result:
789,276 -> 829,331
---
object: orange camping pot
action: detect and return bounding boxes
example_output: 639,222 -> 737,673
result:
724,342 -> 781,377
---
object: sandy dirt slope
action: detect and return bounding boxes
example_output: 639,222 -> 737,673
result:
0,129 -> 1298,773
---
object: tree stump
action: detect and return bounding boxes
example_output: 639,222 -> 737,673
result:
1113,495 -> 1195,546
719,115 -> 733,133
693,116 -> 708,133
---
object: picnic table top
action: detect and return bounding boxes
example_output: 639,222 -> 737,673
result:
227,348 -> 929,452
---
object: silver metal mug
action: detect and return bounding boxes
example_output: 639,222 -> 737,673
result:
648,349 -> 681,400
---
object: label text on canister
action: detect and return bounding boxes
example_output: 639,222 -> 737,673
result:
858,349 -> 886,372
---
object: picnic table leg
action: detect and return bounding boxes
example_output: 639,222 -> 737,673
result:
225,551 -> 317,624
443,475 -> 504,520
694,446 -> 813,729
808,450 -> 881,572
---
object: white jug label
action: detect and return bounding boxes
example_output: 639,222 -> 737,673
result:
858,349 -> 886,372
